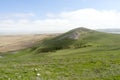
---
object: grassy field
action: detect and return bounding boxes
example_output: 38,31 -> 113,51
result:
0,46 -> 120,80
0,28 -> 120,80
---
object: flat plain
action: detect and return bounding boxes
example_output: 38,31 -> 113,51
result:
0,34 -> 55,52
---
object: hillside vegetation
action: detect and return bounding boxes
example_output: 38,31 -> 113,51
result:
35,27 -> 120,53
0,27 -> 120,80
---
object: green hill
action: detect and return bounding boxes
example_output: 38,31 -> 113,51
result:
35,27 -> 120,53
0,27 -> 120,80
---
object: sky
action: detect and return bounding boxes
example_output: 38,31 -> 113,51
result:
0,0 -> 120,34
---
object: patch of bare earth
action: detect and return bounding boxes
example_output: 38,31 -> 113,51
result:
0,34 -> 56,52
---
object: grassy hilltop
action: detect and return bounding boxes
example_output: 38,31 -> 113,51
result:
35,27 -> 120,53
0,27 -> 120,80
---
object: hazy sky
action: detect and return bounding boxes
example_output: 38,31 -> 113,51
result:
0,0 -> 120,34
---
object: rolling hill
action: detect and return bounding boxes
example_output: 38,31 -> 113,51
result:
35,27 -> 120,53
0,27 -> 120,80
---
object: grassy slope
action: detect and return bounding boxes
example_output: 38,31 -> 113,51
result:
0,28 -> 120,80
35,27 -> 120,53
34,28 -> 94,52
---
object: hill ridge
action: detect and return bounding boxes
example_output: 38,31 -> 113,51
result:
35,27 -> 96,52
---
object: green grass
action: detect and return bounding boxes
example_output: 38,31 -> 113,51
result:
0,47 -> 120,80
0,28 -> 120,80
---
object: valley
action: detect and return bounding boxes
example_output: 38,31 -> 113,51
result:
0,34 -> 56,52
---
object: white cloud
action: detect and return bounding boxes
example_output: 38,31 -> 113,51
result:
58,9 -> 120,29
46,13 -> 56,18
0,13 -> 34,19
0,8 -> 120,34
